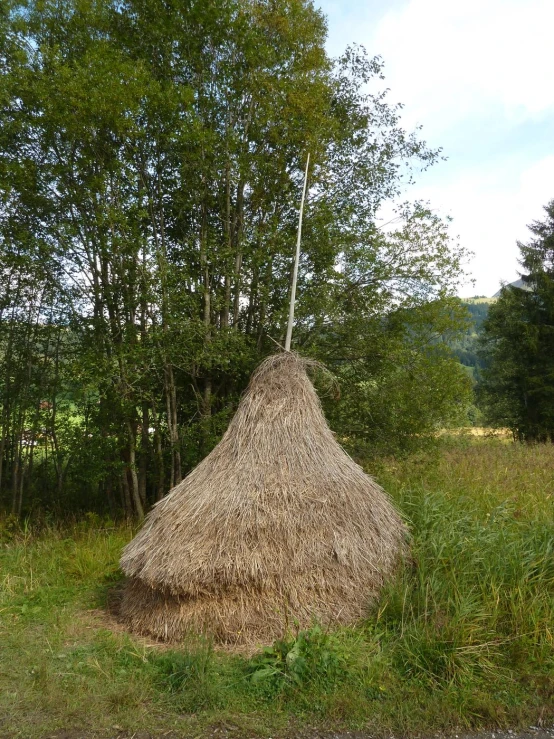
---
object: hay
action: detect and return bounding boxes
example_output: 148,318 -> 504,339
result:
120,352 -> 407,645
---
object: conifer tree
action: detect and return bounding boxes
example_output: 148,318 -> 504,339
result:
480,200 -> 554,441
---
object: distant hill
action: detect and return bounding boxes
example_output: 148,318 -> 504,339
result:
492,278 -> 530,298
450,283 -> 530,381
449,297 -> 492,380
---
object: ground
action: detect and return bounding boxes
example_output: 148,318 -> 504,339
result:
5,728 -> 554,739
1,436 -> 553,738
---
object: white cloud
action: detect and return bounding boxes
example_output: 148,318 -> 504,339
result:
318,0 -> 554,295
410,155 -> 554,296
373,0 -> 554,135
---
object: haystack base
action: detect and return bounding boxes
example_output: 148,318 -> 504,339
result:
120,577 -> 377,646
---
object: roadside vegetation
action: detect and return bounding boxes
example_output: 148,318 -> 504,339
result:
1,436 -> 552,738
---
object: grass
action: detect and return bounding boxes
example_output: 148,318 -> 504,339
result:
1,437 -> 553,738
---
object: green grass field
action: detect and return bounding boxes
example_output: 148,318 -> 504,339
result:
463,297 -> 497,304
1,437 -> 553,738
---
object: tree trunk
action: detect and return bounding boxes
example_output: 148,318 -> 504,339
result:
126,420 -> 144,519
139,402 -> 149,507
150,397 -> 166,501
232,180 -> 245,328
121,467 -> 132,517
256,256 -> 274,350
200,199 -> 213,441
10,441 -> 20,516
164,364 -> 181,488
222,159 -> 232,329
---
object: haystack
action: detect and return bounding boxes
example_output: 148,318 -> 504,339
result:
120,352 -> 407,645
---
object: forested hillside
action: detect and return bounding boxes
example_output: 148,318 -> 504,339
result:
0,0 -> 471,518
450,298 -> 493,379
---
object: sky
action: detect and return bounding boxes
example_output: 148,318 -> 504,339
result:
316,0 -> 554,297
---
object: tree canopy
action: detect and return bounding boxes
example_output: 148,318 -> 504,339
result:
0,0 -> 471,517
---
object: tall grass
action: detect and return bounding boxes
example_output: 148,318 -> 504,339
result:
1,437 -> 553,737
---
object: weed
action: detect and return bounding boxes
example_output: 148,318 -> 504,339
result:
246,624 -> 346,698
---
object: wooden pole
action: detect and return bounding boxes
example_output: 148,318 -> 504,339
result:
285,152 -> 310,352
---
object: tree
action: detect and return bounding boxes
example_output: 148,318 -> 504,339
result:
480,200 -> 554,441
0,0 -> 472,516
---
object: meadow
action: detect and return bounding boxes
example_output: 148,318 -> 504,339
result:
1,436 -> 553,738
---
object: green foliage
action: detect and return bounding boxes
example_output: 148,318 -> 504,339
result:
320,298 -> 473,457
247,625 -> 346,698
480,200 -> 554,440
0,512 -> 22,542
0,0 -> 470,517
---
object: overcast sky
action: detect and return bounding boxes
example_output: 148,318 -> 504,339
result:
317,0 -> 554,297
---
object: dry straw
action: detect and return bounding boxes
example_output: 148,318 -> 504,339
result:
120,352 -> 407,645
